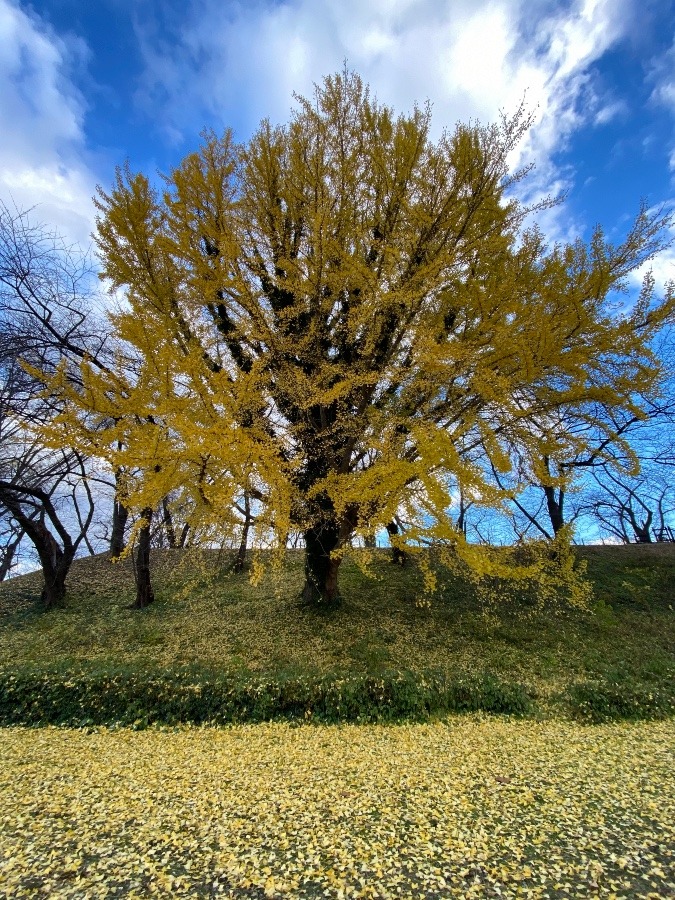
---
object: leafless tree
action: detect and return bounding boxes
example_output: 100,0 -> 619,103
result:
0,202 -> 107,605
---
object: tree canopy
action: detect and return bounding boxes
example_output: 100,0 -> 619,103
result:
44,70 -> 675,605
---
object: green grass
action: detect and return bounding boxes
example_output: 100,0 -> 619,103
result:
0,544 -> 673,721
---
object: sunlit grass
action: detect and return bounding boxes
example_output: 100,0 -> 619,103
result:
0,546 -> 673,717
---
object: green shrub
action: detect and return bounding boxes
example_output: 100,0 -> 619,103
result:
564,679 -> 675,723
0,666 -> 532,727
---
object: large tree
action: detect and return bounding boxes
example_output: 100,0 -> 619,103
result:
49,71 -> 675,605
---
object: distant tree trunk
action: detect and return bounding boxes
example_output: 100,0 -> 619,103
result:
456,490 -> 472,535
543,457 -> 565,536
302,519 -> 342,606
131,508 -> 154,608
178,523 -> 190,548
234,491 -> 251,573
162,496 -> 177,549
543,484 -> 565,535
0,528 -> 23,581
630,507 -> 653,543
0,493 -> 75,609
32,521 -> 74,609
386,521 -> 406,565
110,498 -> 129,557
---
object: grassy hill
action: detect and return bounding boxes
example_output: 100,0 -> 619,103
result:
0,544 -> 673,723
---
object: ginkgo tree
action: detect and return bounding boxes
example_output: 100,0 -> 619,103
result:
45,70 -> 675,606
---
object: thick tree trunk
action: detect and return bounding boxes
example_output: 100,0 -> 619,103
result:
0,487 -> 84,609
301,520 -> 342,606
110,499 -> 129,558
131,508 -> 154,608
632,517 -> 653,543
34,523 -> 72,609
40,567 -> 68,608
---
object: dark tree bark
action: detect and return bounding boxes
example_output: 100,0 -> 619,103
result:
630,507 -> 653,543
233,491 -> 252,573
0,480 -> 89,609
161,496 -> 177,549
386,520 -> 406,565
177,523 -> 190,548
543,484 -> 565,535
0,527 -> 23,581
34,521 -> 73,608
110,497 -> 129,557
301,519 -> 342,606
131,507 -> 154,608
541,456 -> 565,536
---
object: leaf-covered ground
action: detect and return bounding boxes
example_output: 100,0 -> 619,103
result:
0,547 -> 673,718
1,717 -> 673,899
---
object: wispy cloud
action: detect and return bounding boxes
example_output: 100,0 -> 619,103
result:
133,0 -> 634,239
650,37 -> 675,112
649,35 -> 675,180
0,0 -> 97,245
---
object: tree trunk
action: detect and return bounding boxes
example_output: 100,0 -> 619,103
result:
131,508 -> 154,608
543,484 -> 565,535
386,520 -> 406,565
110,498 -> 129,558
178,523 -> 190,548
632,517 -> 653,543
0,529 -> 23,581
162,496 -> 177,549
301,520 -> 342,606
34,522 -> 72,609
0,488 -> 82,609
234,492 -> 251,573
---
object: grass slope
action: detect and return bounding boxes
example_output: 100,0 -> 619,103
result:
0,545 -> 673,721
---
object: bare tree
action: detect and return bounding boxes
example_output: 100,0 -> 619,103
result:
587,463 -> 675,543
0,372 -> 95,605
0,202 -> 106,606
0,513 -> 25,581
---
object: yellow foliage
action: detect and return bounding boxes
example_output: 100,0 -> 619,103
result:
37,69 -> 675,596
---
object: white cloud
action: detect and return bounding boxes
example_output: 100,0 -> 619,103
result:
133,0 -> 635,241
649,35 -> 675,188
650,38 -> 675,112
593,99 -> 628,126
0,0 -> 97,247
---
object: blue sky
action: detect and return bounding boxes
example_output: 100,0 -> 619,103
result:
1,0 -> 675,286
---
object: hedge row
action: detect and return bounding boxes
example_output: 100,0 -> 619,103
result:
564,679 -> 675,723
0,667 -> 671,727
0,667 -> 530,727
